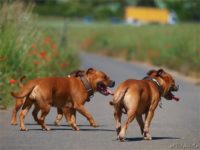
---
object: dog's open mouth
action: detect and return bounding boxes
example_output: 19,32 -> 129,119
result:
97,82 -> 113,96
165,91 -> 179,101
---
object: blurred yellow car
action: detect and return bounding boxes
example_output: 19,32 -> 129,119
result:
125,6 -> 177,25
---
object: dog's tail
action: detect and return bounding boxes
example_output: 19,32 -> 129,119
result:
11,81 -> 35,99
109,88 -> 128,106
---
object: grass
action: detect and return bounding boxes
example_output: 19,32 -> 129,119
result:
37,18 -> 200,76
64,21 -> 200,77
0,2 -> 79,109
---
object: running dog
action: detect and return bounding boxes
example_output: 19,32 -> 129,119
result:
12,68 -> 115,131
110,69 -> 179,141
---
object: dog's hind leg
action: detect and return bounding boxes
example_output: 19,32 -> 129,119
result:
11,98 -> 24,125
118,109 -> 137,141
136,114 -> 144,135
113,105 -> 122,136
38,104 -> 51,131
117,92 -> 139,141
32,103 -> 40,123
19,98 -> 33,131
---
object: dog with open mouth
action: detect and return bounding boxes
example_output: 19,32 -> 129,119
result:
110,69 -> 179,141
11,68 -> 115,131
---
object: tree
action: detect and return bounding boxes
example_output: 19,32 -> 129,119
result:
137,0 -> 157,7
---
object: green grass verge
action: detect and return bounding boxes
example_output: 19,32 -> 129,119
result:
0,3 -> 79,109
65,21 -> 200,77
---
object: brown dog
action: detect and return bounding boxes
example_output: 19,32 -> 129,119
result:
11,68 -> 115,131
54,69 -> 86,126
10,70 -> 85,125
110,69 -> 179,141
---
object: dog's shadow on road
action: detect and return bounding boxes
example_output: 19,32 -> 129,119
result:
25,123 -> 115,132
53,124 -> 115,132
125,136 -> 180,142
79,128 -> 115,132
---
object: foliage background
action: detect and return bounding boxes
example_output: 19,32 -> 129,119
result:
31,0 -> 200,22
0,1 -> 79,108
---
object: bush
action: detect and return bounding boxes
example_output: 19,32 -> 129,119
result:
0,2 -> 79,109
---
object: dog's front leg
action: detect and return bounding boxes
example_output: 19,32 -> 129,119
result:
70,108 -> 77,126
62,107 -> 79,131
75,105 -> 98,127
143,109 -> 155,140
54,108 -> 63,126
136,115 -> 144,135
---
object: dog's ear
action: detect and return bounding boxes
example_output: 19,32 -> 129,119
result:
147,69 -> 157,76
157,69 -> 164,76
76,70 -> 85,77
70,70 -> 85,77
86,68 -> 95,74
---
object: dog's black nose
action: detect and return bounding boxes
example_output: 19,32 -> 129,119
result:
175,85 -> 179,91
172,84 -> 179,91
109,81 -> 115,88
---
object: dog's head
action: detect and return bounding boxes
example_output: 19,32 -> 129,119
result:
147,69 -> 179,101
86,68 -> 115,96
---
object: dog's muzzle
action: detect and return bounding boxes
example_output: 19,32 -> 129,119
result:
165,84 -> 179,101
170,85 -> 179,92
109,80 -> 115,88
97,81 -> 114,96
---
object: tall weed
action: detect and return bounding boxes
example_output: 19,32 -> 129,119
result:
0,2 -> 79,108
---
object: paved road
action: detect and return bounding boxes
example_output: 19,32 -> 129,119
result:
0,53 -> 199,150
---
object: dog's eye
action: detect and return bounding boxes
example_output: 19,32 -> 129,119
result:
103,75 -> 107,79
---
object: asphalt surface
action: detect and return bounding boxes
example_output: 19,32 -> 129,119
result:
0,53 -> 199,150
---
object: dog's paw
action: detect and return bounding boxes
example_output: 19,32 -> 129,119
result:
143,132 -> 152,140
20,128 -> 29,131
54,121 -> 61,126
144,136 -> 152,140
92,124 -> 99,128
72,126 -> 80,131
117,131 -> 126,142
42,127 -> 51,131
117,135 -> 126,142
11,122 -> 18,125
90,122 -> 99,128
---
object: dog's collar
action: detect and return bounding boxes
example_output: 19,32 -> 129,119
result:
80,76 -> 94,98
143,76 -> 163,96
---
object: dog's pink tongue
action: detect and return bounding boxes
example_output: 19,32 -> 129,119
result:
106,88 -> 114,95
172,95 -> 179,101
